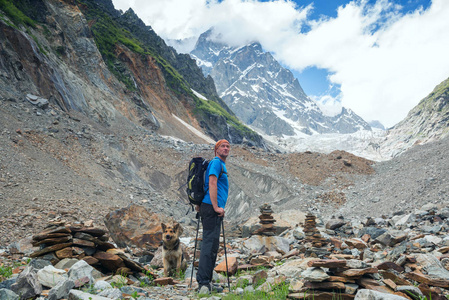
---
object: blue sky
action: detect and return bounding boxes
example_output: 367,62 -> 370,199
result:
111,0 -> 448,128
291,0 -> 432,98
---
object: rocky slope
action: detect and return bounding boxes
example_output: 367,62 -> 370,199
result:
0,95 -> 376,247
0,0 -> 263,148
1,91 -> 448,248
379,77 -> 449,158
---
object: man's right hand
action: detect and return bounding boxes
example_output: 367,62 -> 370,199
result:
214,206 -> 225,217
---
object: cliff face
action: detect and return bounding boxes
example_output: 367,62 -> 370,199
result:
379,77 -> 449,157
0,0 -> 264,146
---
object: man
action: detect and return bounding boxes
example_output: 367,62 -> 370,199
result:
196,139 -> 230,293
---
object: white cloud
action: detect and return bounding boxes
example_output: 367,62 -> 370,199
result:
111,0 -> 449,128
313,95 -> 343,117
280,0 -> 449,127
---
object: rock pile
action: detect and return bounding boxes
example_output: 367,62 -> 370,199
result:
304,213 -> 328,248
1,204 -> 449,299
253,203 -> 277,236
30,221 -> 145,276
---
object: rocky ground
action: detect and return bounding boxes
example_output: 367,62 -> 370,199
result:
1,95 -> 449,299
0,95 -> 380,247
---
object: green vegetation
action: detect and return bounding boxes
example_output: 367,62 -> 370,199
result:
76,0 -> 257,140
220,282 -> 290,300
0,260 -> 28,282
0,0 -> 35,27
0,264 -> 13,281
195,97 -> 258,136
110,274 -> 128,289
0,0 -> 259,142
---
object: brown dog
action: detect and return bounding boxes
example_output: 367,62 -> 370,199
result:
161,222 -> 187,277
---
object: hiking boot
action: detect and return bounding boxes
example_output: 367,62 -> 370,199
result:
211,283 -> 224,293
198,284 -> 211,295
198,283 -> 223,294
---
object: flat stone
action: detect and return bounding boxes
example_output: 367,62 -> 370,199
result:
55,258 -> 79,270
325,276 -> 355,283
383,278 -> 397,290
68,289 -> 111,299
32,233 -> 71,242
289,291 -> 355,299
30,242 -> 73,258
396,286 -> 423,298
405,271 -> 449,288
376,261 -> 405,273
302,267 -> 330,282
345,238 -> 367,250
304,281 -> 345,290
354,289 -> 409,300
326,219 -> 346,230
72,238 -> 95,248
69,227 -> 107,237
336,267 -> 378,278
82,256 -> 99,265
154,277 -> 174,286
308,259 -> 347,269
345,283 -> 359,295
93,251 -> 125,272
32,235 -> 72,247
379,270 -> 411,286
55,247 -> 74,259
116,252 -> 145,272
36,226 -> 71,237
215,256 -> 238,275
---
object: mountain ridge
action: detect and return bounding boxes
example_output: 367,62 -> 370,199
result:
190,29 -> 372,138
0,0 -> 264,148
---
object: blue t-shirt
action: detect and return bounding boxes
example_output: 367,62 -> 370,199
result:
202,157 -> 228,208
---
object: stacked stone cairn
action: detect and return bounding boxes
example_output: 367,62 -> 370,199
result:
253,203 -> 276,236
30,221 -> 145,276
304,213 -> 328,248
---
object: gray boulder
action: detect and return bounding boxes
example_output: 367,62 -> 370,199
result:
48,278 -> 75,300
29,259 -> 52,270
301,267 -> 330,282
37,265 -> 68,288
68,260 -> 94,284
68,289 -> 111,300
97,288 -> 122,299
10,265 -> 42,300
0,278 -> 16,290
355,289 -> 408,299
0,289 -> 19,300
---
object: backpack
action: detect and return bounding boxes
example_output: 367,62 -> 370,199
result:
186,157 -> 225,209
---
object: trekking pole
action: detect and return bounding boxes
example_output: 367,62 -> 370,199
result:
221,218 -> 231,291
190,212 -> 200,288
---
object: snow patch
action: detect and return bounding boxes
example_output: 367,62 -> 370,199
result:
172,115 -> 215,143
191,89 -> 208,101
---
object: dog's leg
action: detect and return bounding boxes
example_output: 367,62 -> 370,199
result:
176,256 -> 182,276
163,257 -> 169,277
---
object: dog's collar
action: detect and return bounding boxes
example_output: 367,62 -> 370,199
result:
164,239 -> 180,251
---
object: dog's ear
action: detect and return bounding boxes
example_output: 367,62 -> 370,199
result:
174,223 -> 183,235
161,223 -> 166,232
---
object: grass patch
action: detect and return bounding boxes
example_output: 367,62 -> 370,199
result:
221,282 -> 290,300
0,0 -> 35,28
0,265 -> 13,281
